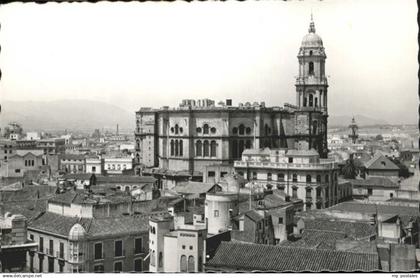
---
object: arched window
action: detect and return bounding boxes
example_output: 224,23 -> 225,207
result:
309,62 -> 314,75
179,140 -> 183,156
180,255 -> 187,272
278,173 -> 285,182
303,97 -> 307,107
315,97 -> 318,107
170,140 -> 174,156
175,124 -> 179,134
245,140 -> 252,149
232,127 -> 238,135
203,124 -> 209,134
316,175 -> 321,183
292,174 -> 298,182
309,50 -> 313,56
179,127 -> 183,134
170,127 -> 174,133
188,256 -> 195,273
239,124 -> 245,135
196,127 -> 202,133
203,141 -> 210,157
306,175 -> 311,183
313,121 -> 318,134
196,141 -> 202,157
210,127 -> 216,134
246,127 -> 252,135
210,141 -> 217,157
175,140 -> 179,156
309,94 -> 314,107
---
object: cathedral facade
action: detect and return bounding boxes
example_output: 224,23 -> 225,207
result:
134,18 -> 329,174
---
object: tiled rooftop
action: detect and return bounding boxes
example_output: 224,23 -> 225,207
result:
279,230 -> 347,250
206,241 -> 380,272
303,218 -> 376,240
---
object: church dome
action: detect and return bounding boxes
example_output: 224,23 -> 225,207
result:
301,16 -> 323,47
69,223 -> 86,241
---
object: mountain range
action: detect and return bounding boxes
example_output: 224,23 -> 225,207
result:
0,100 -> 390,132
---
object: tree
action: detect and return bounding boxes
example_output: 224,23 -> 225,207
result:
375,134 -> 383,141
341,155 -> 365,179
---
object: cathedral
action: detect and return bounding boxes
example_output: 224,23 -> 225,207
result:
134,16 -> 329,174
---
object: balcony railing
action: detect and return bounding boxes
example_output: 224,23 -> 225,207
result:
234,160 -> 335,170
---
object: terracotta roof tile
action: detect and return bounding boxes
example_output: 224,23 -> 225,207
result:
206,241 -> 380,272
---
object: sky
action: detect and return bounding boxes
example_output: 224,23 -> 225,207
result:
0,0 -> 417,124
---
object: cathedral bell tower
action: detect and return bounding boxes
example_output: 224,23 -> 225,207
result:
296,14 -> 328,112
294,15 -> 329,158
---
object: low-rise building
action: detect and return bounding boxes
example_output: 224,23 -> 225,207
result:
350,176 -> 400,201
364,152 -> 400,178
60,154 -> 85,174
104,156 -> 133,175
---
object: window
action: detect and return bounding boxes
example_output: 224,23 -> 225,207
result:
188,256 -> 195,273
267,173 -> 272,181
292,174 -> 298,182
252,172 -> 257,180
368,189 -> 373,196
196,141 -> 202,156
15,169 -> 21,173
325,175 -> 329,183
203,140 -> 210,157
175,139 -> 179,156
309,94 -> 314,107
179,140 -> 183,156
239,124 -> 245,135
30,234 -> 34,241
309,50 -> 313,56
232,127 -> 238,135
210,141 -> 217,157
134,238 -> 143,254
246,127 -> 252,135
196,127 -> 202,133
189,246 -> 193,250
208,171 -> 215,177
115,240 -> 123,257
92,166 -> 96,173
94,264 -> 104,273
49,240 -> 54,255
203,124 -> 209,134
150,250 -> 156,267
316,175 -> 321,183
59,242 -> 64,259
214,210 -> 219,217
114,261 -> 123,273
309,62 -> 314,75
245,140 -> 252,149
180,255 -> 187,272
94,243 -> 102,260
40,237 -> 44,253
134,259 -> 143,272
288,157 -> 293,163
170,140 -> 174,156
182,245 -> 186,250
210,127 -> 216,134
278,217 -> 283,224
179,127 -> 183,134
306,175 -> 311,183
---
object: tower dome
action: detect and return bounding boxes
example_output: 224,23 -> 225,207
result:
301,15 -> 323,47
69,223 -> 86,241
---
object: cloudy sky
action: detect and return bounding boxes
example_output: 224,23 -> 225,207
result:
0,0 -> 417,124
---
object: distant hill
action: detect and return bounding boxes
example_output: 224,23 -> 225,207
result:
329,114 -> 388,127
0,100 -> 135,132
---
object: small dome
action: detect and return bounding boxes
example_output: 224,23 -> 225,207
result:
301,33 -> 323,47
69,223 -> 86,241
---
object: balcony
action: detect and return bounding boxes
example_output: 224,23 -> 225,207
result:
305,196 -> 312,203
234,160 -> 335,170
56,251 -> 65,260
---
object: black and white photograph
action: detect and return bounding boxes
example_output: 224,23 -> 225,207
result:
0,0 -> 418,274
